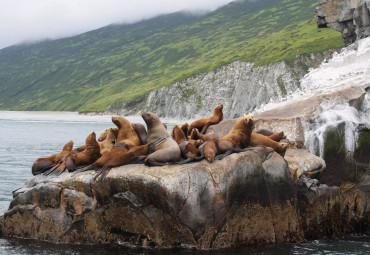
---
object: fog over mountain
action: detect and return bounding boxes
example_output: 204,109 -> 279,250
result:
0,0 -> 233,49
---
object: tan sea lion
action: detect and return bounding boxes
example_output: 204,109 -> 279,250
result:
187,104 -> 224,135
32,140 -> 73,175
216,114 -> 254,160
253,129 -> 286,141
250,133 -> 289,153
112,116 -> 141,148
98,127 -> 119,142
99,128 -> 117,154
141,111 -> 181,166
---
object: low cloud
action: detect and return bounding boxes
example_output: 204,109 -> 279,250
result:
0,0 -> 233,49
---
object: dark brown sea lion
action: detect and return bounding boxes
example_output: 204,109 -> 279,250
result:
173,125 -> 202,164
187,104 -> 224,135
32,140 -> 73,175
190,128 -> 219,162
45,132 -> 101,176
215,114 -> 254,160
141,111 -> 181,166
131,123 -> 147,145
112,116 -> 141,148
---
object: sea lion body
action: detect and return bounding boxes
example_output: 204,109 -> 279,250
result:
141,111 -> 181,166
98,127 -> 118,142
173,125 -> 200,160
32,140 -> 73,175
250,133 -> 289,153
190,128 -> 219,162
131,123 -> 148,145
187,104 -> 224,135
215,114 -> 254,160
99,128 -> 117,154
253,129 -> 285,141
65,132 -> 101,171
112,116 -> 141,148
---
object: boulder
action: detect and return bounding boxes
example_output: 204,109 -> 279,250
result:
1,146 -> 369,249
284,149 -> 326,181
1,147 -> 305,248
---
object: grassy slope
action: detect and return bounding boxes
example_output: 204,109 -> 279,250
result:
0,0 -> 344,111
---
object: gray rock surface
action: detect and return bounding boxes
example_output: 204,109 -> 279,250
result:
1,146 -> 369,248
316,0 -> 370,45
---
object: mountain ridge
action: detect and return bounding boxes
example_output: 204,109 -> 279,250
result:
0,0 -> 344,111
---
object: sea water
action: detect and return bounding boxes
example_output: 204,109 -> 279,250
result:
0,111 -> 369,254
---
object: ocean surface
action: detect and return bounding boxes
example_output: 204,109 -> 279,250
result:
0,111 -> 369,254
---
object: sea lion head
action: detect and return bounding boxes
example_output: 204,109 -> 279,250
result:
214,104 -> 224,113
243,114 -> 254,129
98,128 -> 110,142
141,111 -> 161,129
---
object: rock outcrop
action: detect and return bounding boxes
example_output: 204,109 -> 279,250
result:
316,0 -> 370,45
1,145 -> 369,249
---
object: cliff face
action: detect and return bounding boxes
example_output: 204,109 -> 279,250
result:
127,51 -> 335,120
316,0 -> 370,45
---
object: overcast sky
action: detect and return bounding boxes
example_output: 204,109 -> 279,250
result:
0,0 -> 234,49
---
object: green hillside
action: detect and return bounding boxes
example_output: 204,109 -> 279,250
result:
0,0 -> 343,111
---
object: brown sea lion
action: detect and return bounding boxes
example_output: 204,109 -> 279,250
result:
32,140 -> 73,175
190,128 -> 219,162
187,104 -> 224,135
215,114 -> 254,160
250,133 -> 289,153
45,132 -> 101,176
170,123 -> 189,139
253,129 -> 286,141
141,111 -> 181,166
173,125 -> 202,164
112,116 -> 141,148
91,144 -> 149,181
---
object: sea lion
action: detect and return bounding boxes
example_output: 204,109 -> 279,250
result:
112,116 -> 141,148
170,123 -> 189,139
250,133 -> 289,153
215,114 -> 254,160
98,123 -> 147,145
32,140 -> 73,175
131,123 -> 148,145
45,132 -> 101,176
190,128 -> 219,162
173,125 -> 202,164
253,129 -> 285,141
99,128 -> 117,154
91,144 -> 149,181
141,111 -> 181,166
187,104 -> 224,135
98,127 -> 119,142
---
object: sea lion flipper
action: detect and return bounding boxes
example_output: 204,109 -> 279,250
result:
214,150 -> 233,160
